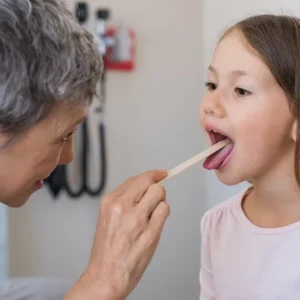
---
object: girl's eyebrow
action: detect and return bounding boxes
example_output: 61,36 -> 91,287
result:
208,64 -> 217,74
209,64 -> 251,77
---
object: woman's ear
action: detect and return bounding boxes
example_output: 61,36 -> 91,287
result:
292,120 -> 298,142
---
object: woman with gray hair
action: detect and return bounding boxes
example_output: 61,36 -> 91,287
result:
0,0 -> 170,299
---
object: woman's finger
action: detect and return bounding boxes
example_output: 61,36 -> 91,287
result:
137,183 -> 166,218
108,170 -> 167,207
130,201 -> 170,268
147,201 -> 170,238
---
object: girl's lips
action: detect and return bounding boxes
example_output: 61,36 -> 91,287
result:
205,125 -> 233,146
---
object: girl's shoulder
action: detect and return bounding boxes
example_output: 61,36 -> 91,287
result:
200,188 -> 250,236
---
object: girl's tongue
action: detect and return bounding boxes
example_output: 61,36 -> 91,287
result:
203,141 -> 234,169
203,131 -> 234,170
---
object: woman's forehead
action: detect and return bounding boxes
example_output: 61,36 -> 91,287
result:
46,104 -> 87,135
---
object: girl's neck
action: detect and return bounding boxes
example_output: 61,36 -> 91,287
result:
252,179 -> 300,213
244,153 -> 300,227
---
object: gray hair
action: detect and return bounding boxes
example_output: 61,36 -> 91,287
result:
0,0 -> 103,135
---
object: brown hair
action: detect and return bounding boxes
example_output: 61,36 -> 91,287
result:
222,14 -> 300,185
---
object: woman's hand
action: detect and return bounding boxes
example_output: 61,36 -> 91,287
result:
65,170 -> 170,300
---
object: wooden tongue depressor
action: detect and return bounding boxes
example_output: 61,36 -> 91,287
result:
160,139 -> 230,183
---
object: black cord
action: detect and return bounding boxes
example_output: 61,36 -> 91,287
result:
63,60 -> 107,198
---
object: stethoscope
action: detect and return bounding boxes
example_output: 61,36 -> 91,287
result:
63,70 -> 107,198
45,3 -> 108,199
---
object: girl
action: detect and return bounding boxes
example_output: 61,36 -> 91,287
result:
199,14 -> 300,299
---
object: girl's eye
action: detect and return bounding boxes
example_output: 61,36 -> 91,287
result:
235,87 -> 251,96
205,82 -> 217,91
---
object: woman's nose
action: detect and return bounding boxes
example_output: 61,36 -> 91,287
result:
58,140 -> 74,165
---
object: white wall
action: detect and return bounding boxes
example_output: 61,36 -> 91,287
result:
8,1 -> 204,300
202,0 -> 300,208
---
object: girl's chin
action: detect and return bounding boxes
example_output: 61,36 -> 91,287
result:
215,169 -> 246,186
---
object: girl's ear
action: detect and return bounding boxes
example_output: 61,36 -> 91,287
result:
292,120 -> 298,142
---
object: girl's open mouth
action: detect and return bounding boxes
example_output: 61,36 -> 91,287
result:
203,129 -> 234,170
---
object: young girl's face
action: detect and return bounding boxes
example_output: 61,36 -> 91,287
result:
200,30 -> 296,185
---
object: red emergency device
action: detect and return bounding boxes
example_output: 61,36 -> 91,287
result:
104,27 -> 135,71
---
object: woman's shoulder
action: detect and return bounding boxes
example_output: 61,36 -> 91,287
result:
200,188 -> 250,236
